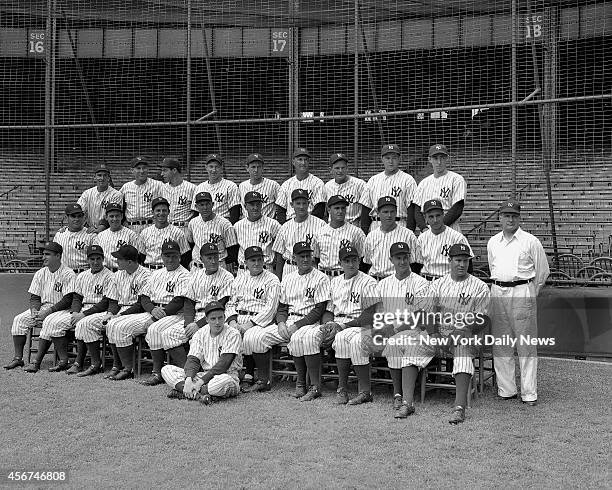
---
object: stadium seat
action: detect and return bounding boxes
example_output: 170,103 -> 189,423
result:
589,272 -> 612,285
1,259 -> 28,273
547,271 -> 573,287
556,254 -> 584,277
575,266 -> 606,280
589,257 -> 612,273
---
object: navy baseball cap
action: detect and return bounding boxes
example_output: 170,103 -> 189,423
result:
293,241 -> 313,255
244,246 -> 264,260
151,197 -> 170,210
329,153 -> 348,165
105,202 -> 123,214
204,300 -> 225,316
292,147 -> 311,159
422,199 -> 444,213
448,243 -> 473,258
429,144 -> 449,157
43,241 -> 63,254
94,164 -> 110,174
111,245 -> 139,262
291,189 -> 309,201
390,242 -> 410,257
381,144 -> 401,156
86,244 -> 104,258
377,196 -> 397,209
327,194 -> 348,207
244,191 -> 263,203
161,157 -> 181,170
499,199 -> 521,215
200,243 -> 219,256
339,245 -> 359,261
245,153 -> 264,165
195,191 -> 212,203
130,156 -> 151,167
204,154 -> 223,165
161,240 -> 181,255
65,203 -> 84,215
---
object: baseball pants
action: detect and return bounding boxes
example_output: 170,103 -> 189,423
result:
287,323 -> 323,357
490,282 -> 538,402
107,312 -> 178,348
382,330 -> 424,369
158,311 -> 207,350
161,365 -> 239,398
10,304 -> 52,336
75,306 -> 130,343
38,307 -> 92,340
145,314 -> 185,350
395,333 -> 475,376
333,327 -> 370,366
243,324 -> 285,355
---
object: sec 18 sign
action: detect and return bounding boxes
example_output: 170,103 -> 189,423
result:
271,29 -> 290,56
522,12 -> 545,41
28,30 -> 46,57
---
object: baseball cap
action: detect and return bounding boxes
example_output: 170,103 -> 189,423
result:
339,245 -> 359,261
244,191 -> 263,203
381,144 -> 401,156
161,157 -> 181,170
329,153 -> 348,166
499,199 -> 521,215
390,242 -> 410,257
377,196 -> 397,209
161,240 -> 181,255
195,191 -> 212,203
200,243 -> 219,256
293,241 -> 313,255
130,156 -> 151,167
86,244 -> 104,258
111,245 -> 139,262
429,144 -> 449,157
204,300 -> 225,316
204,154 -> 223,165
43,241 -> 63,254
291,189 -> 309,201
244,246 -> 264,260
94,164 -> 110,174
292,147 -> 311,159
105,202 -> 123,214
448,243 -> 473,258
245,153 -> 264,165
65,203 -> 84,216
422,199 -> 444,214
327,194 -> 349,207
151,197 -> 170,210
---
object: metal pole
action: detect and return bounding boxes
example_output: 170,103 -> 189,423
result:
186,0 -> 192,180
353,0 -> 359,177
200,22 -> 222,154
44,0 -> 51,241
511,0 -> 517,198
288,0 -> 300,168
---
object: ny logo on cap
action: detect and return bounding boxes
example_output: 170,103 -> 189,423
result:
436,145 -> 442,150
507,202 -> 514,207
430,200 -> 437,206
459,245 -> 467,252
343,244 -> 352,252
385,197 -> 391,202
337,153 -> 342,158
397,244 -> 404,249
299,242 -> 307,247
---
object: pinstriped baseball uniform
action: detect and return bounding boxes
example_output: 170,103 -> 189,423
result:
92,227 -> 139,270
359,170 -> 417,230
239,178 -> 280,218
52,229 -> 95,271
413,171 -> 467,232
415,227 -> 472,277
235,216 -> 281,268
331,271 -> 380,365
75,265 -> 151,343
364,225 -> 418,279
186,215 -> 237,265
312,222 -> 366,271
77,186 -> 123,228
276,174 -> 326,220
11,265 -> 76,336
40,267 -> 114,340
163,180 -> 197,226
106,265 -> 190,348
192,179 -> 240,219
399,274 -> 490,376
324,176 -> 367,224
120,178 -> 165,232
137,224 -> 190,267
272,214 -> 326,278
161,325 -> 243,398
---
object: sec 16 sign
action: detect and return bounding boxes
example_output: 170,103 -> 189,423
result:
271,30 -> 290,56
29,30 -> 46,57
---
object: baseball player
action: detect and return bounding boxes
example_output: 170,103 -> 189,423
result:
359,144 -> 417,232
275,147 -> 326,223
312,195 -> 366,278
225,246 -> 281,392
160,157 -> 197,233
363,196 -> 418,281
74,245 -> 151,378
394,243 -> 490,424
192,154 -> 241,224
324,153 -> 367,229
3,242 -> 75,371
487,199 -> 550,406
414,199 -> 472,280
272,188 -> 326,279
119,155 -> 165,235
239,153 -> 280,219
53,203 -> 95,273
92,203 -> 139,271
76,164 -> 123,233
105,240 -> 190,384
137,197 -> 191,269
162,301 -> 243,405
187,191 -> 238,270
413,144 -> 467,232
234,191 -> 281,272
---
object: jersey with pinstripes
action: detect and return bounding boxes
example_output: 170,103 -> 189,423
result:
239,178 -> 280,218
328,271 -> 379,320
77,186 -> 123,228
276,174 -> 326,220
312,222 -> 366,270
415,226 -> 472,277
189,324 -> 243,380
73,268 -> 115,305
29,265 -> 76,305
364,225 -> 418,278
52,229 -> 95,271
192,179 -> 240,219
413,170 -> 467,231
187,268 -> 234,311
93,226 -> 139,269
234,216 -> 281,267
186,215 -> 237,264
324,176 -> 367,223
272,214 -> 326,261
107,265 -> 151,306
141,265 -> 191,305
225,270 -> 280,327
119,178 -> 165,221
163,180 -> 197,224
359,170 -> 417,221
281,268 -> 330,318
137,224 -> 191,266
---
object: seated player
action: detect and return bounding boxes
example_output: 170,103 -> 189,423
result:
92,202 -> 139,272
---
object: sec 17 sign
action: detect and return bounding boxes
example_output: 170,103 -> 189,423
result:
271,29 -> 290,56
28,30 -> 46,57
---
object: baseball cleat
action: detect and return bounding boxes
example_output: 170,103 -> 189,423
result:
111,368 -> 134,381
239,378 -> 254,393
103,367 -> 122,379
66,363 -> 83,375
393,394 -> 403,410
347,392 -> 373,405
139,373 -> 164,386
498,394 -> 518,401
77,365 -> 101,377
335,388 -> 349,405
243,380 -> 271,393
197,393 -> 213,406
293,385 -> 308,398
300,386 -> 321,402
449,406 -> 465,424
522,400 -> 537,406
3,358 -> 24,370
167,389 -> 186,400
394,402 -> 415,419
48,361 -> 70,372
24,362 -> 40,373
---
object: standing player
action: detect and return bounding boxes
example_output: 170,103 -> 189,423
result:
487,199 -> 550,406
53,203 -> 95,273
413,144 -> 467,232
160,157 -> 197,234
359,144 -> 417,232
162,301 -> 243,405
92,203 -> 139,271
272,189 -> 326,279
192,154 -> 241,224
234,191 -> 281,271
275,148 -> 326,223
324,153 -> 367,229
239,153 -> 280,219
3,242 -> 75,371
119,156 -> 165,235
363,196 -> 418,281
77,164 -> 123,233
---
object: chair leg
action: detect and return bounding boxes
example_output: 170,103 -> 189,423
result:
26,327 -> 33,364
420,367 -> 427,404
136,337 -> 142,377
